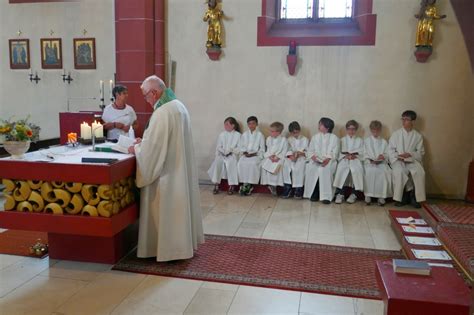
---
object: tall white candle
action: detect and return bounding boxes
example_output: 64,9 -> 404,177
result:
92,121 -> 103,138
80,122 -> 91,140
109,80 -> 114,100
99,80 -> 104,100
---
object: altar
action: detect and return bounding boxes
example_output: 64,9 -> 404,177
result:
0,145 -> 138,263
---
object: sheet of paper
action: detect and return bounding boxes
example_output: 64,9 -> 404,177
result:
397,217 -> 427,225
412,249 -> 452,261
404,236 -> 441,246
402,225 -> 434,234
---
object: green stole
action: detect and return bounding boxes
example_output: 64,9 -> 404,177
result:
145,88 -> 177,130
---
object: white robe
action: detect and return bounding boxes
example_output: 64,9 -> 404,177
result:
363,135 -> 392,198
237,129 -> 265,184
333,135 -> 364,191
260,135 -> 288,186
134,99 -> 204,261
283,135 -> 308,187
388,128 -> 426,202
303,133 -> 339,200
207,130 -> 241,186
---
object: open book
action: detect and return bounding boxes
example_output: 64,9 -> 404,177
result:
111,135 -> 135,154
262,159 -> 282,174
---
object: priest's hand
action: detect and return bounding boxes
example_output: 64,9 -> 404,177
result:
128,146 -> 135,155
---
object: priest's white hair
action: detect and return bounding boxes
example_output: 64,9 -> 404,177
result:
141,75 -> 166,93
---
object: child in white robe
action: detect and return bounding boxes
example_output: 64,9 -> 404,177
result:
238,116 -> 265,196
334,120 -> 364,204
389,110 -> 426,208
208,117 -> 241,194
261,122 -> 288,196
363,120 -> 392,206
282,121 -> 308,199
303,118 -> 339,204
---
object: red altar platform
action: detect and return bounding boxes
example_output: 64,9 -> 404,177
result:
376,260 -> 472,315
0,151 -> 138,264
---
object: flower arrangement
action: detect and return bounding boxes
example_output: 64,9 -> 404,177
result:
0,117 -> 40,142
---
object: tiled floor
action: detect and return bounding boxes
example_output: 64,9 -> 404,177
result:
0,185 -> 410,315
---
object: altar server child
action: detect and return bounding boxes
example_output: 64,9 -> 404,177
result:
334,120 -> 364,204
389,110 -> 425,208
303,117 -> 339,204
261,122 -> 288,196
363,120 -> 392,206
238,116 -> 266,196
282,121 -> 308,199
208,117 -> 241,194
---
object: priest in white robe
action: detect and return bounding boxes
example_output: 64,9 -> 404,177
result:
333,120 -> 364,204
208,117 -> 241,194
282,121 -> 308,198
303,118 -> 339,203
260,122 -> 288,195
237,116 -> 265,195
388,110 -> 426,207
128,75 -> 204,261
363,120 -> 392,206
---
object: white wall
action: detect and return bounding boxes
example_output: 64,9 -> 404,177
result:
0,0 -> 115,139
168,0 -> 474,198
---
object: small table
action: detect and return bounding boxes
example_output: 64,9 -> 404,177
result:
376,260 -> 472,315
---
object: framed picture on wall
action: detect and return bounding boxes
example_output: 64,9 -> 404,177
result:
40,38 -> 63,69
73,38 -> 96,69
9,39 -> 30,69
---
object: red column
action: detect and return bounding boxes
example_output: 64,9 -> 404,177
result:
154,0 -> 165,78
115,0 -> 155,113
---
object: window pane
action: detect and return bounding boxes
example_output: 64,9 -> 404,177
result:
318,0 -> 352,18
280,0 -> 313,19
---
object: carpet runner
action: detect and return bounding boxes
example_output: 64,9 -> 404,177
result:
113,234 -> 404,299
423,204 -> 474,225
0,229 -> 48,258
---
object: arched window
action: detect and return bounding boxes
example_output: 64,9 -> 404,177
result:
258,0 -> 377,46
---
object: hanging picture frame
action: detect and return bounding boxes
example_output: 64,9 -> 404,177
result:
9,39 -> 30,69
40,38 -> 63,69
73,38 -> 96,69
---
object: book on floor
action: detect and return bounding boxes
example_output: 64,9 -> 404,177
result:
401,225 -> 434,234
404,236 -> 442,246
396,217 -> 427,225
411,249 -> 452,261
428,262 -> 454,268
393,259 -> 431,276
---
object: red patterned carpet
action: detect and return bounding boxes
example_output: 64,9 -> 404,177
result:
113,234 -> 403,299
0,230 -> 48,258
423,204 -> 474,225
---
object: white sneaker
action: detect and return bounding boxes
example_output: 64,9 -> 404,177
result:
335,194 -> 344,204
347,193 -> 357,204
365,196 -> 371,205
268,185 -> 277,196
377,198 -> 386,206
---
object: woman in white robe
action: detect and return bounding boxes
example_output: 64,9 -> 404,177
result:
129,75 -> 204,262
260,122 -> 288,194
238,116 -> 265,195
333,120 -> 364,204
282,121 -> 308,198
363,121 -> 392,205
208,117 -> 241,194
303,118 -> 339,203
389,111 -> 425,207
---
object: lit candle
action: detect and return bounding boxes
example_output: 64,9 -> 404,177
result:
109,80 -> 114,101
99,80 -> 104,100
80,122 -> 91,140
92,120 -> 104,138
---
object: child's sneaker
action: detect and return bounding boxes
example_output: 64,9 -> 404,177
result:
365,196 -> 371,205
228,186 -> 235,195
239,185 -> 246,196
268,185 -> 277,196
294,187 -> 304,199
335,194 -> 344,204
347,193 -> 357,204
245,185 -> 254,196
377,198 -> 386,206
281,184 -> 293,199
213,185 -> 219,194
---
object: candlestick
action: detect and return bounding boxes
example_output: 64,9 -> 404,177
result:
80,122 -> 91,140
99,80 -> 104,100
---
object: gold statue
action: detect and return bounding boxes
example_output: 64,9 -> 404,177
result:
203,0 -> 224,48
415,0 -> 446,47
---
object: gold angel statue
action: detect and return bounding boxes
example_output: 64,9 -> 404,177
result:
415,0 -> 446,47
203,0 -> 224,48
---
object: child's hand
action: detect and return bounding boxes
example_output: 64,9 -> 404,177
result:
311,155 -> 319,162
288,155 -> 296,162
377,154 -> 385,161
321,158 -> 330,167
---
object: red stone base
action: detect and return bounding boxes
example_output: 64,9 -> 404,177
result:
414,46 -> 433,63
206,47 -> 222,61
